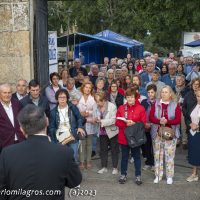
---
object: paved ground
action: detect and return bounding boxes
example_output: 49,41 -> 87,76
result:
65,145 -> 200,200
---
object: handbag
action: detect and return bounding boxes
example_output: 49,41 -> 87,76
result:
56,127 -> 75,145
158,126 -> 175,140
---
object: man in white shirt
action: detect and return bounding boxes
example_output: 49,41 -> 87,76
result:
0,83 -> 25,152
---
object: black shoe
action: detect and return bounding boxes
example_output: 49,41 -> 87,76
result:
135,176 -> 142,185
91,151 -> 96,157
182,144 -> 188,150
119,175 -> 127,184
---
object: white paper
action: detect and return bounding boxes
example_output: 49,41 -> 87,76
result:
116,117 -> 127,122
190,129 -> 196,136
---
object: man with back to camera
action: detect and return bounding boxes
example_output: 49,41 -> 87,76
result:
0,105 -> 82,200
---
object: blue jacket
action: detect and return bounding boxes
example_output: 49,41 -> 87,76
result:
48,102 -> 85,143
161,74 -> 176,91
141,72 -> 151,88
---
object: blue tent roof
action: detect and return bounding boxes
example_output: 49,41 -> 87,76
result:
95,30 -> 143,46
57,30 -> 143,48
184,39 -> 200,47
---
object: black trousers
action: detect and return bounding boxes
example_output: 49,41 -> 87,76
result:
142,132 -> 154,166
99,135 -> 119,168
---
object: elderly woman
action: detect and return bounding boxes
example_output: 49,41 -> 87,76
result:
48,89 -> 85,163
77,81 -> 97,169
95,77 -> 106,93
149,85 -> 181,184
106,69 -> 115,88
94,92 -> 119,175
186,89 -> 200,182
115,88 -> 146,185
45,72 -> 61,110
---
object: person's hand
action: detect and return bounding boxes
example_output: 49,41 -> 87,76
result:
190,123 -> 199,131
80,111 -> 89,117
91,117 -> 99,124
77,128 -> 85,137
126,120 -> 135,126
145,123 -> 151,129
160,118 -> 167,125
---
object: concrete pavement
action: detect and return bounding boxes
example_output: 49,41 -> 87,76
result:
65,146 -> 200,200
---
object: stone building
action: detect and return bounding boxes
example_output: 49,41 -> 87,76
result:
0,0 -> 49,88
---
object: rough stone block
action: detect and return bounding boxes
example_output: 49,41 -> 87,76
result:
0,4 -> 13,31
13,2 -> 29,30
0,31 -> 30,57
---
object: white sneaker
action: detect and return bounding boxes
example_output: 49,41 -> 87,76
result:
112,168 -> 118,175
186,174 -> 199,182
97,167 -> 108,174
167,178 -> 173,185
154,176 -> 162,184
130,157 -> 134,163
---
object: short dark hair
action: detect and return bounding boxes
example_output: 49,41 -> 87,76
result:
18,105 -> 46,135
55,89 -> 69,101
50,72 -> 60,82
146,84 -> 157,92
29,79 -> 40,89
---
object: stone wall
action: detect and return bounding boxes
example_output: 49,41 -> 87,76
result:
0,0 -> 32,87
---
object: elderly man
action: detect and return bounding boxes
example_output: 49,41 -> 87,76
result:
161,62 -> 177,91
0,83 -> 25,152
69,58 -> 88,78
0,105 -> 82,200
12,79 -> 28,101
89,64 -> 99,86
141,62 -> 155,88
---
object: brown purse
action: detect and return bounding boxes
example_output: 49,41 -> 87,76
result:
158,126 -> 175,140
157,105 -> 175,140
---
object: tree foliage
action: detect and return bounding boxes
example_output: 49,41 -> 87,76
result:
48,0 -> 200,53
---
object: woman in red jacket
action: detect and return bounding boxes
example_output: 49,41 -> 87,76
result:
115,88 -> 146,185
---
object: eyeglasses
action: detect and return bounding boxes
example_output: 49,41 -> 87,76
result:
58,96 -> 67,99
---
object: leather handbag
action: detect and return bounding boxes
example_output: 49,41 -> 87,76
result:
56,128 -> 75,145
158,126 -> 175,140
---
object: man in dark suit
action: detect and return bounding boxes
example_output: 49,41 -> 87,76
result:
0,83 -> 25,152
0,105 -> 82,200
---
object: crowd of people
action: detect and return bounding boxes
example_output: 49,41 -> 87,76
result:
0,52 -> 200,188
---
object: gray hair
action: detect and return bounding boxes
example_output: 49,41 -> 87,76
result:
18,105 -> 47,135
169,62 -> 177,68
0,83 -> 12,92
95,77 -> 105,86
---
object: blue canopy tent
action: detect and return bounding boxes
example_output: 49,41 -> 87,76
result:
57,30 -> 144,64
184,39 -> 200,47
74,30 -> 144,64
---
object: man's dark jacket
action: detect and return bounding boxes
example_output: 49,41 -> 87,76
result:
0,135 -> 82,200
0,99 -> 25,150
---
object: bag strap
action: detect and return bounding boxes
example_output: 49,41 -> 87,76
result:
124,104 -> 128,120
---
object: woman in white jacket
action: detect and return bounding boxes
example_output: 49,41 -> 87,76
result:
94,92 -> 119,175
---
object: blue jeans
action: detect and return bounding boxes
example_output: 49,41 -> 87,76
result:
92,134 -> 97,152
68,141 -> 79,163
120,144 -> 141,177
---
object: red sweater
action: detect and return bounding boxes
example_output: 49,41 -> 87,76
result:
115,103 -> 146,145
149,102 -> 181,127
